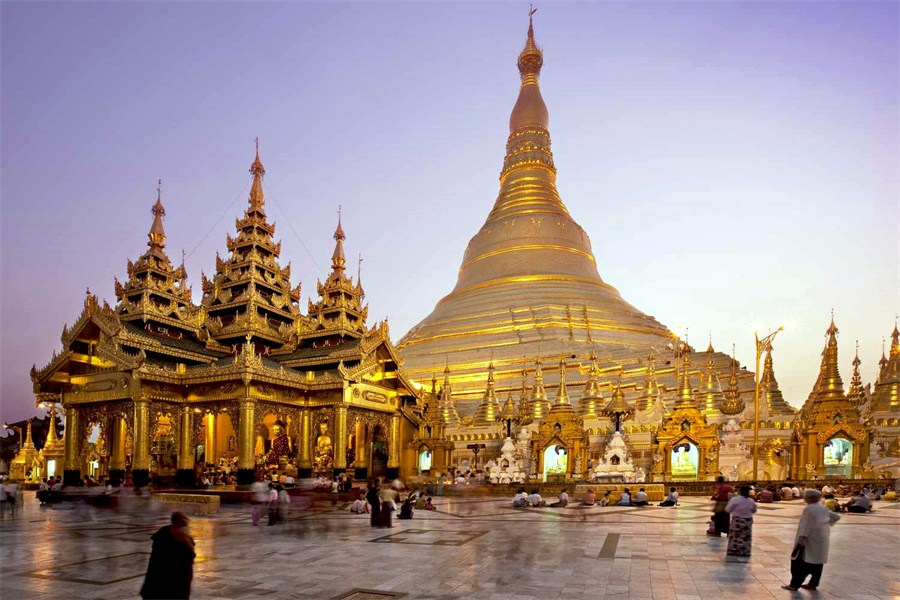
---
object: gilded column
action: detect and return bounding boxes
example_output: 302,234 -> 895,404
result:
354,421 -> 368,481
333,405 -> 348,475
109,417 -> 127,483
298,409 -> 311,477
175,406 -> 194,487
63,406 -> 81,486
387,412 -> 401,479
237,399 -> 256,485
204,413 -> 216,464
132,398 -> 151,487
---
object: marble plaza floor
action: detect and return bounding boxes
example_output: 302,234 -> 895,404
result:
1,493 -> 899,600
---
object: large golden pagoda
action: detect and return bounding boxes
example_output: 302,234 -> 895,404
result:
397,14 -> 758,417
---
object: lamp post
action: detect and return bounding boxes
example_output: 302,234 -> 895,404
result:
753,327 -> 783,481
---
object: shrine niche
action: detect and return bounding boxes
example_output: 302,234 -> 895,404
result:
651,352 -> 720,482
533,403 -> 586,481
790,318 -> 871,479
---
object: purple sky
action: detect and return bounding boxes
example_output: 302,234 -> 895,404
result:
1,2 -> 897,427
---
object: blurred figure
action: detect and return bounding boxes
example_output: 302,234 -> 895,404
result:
725,485 -> 757,557
659,487 -> 679,507
424,497 -> 436,510
349,491 -> 367,514
140,512 -> 195,599
710,476 -> 733,536
366,479 -> 381,527
267,483 -> 279,525
277,484 -> 290,523
251,479 -> 268,525
580,489 -> 596,506
550,489 -> 569,508
512,488 -> 529,508
379,482 -> 398,527
783,489 -> 840,592
633,488 -> 648,507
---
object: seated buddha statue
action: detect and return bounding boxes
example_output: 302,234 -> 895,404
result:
314,422 -> 333,473
264,420 -> 291,467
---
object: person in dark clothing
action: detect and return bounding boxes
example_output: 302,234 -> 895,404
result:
140,512 -> 195,599
366,479 -> 381,527
398,497 -> 414,519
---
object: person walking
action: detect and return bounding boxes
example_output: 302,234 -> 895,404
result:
266,483 -> 279,526
366,479 -> 381,527
378,482 -> 398,528
724,485 -> 757,557
710,476 -> 734,536
140,512 -> 195,599
782,489 -> 840,591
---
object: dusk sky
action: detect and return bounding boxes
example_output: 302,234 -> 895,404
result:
1,1 -> 897,427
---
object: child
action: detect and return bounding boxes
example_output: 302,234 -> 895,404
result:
424,497 -> 436,510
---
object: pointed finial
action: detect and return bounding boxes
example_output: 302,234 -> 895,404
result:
248,139 -> 265,206
517,4 -> 543,85
148,182 -> 166,250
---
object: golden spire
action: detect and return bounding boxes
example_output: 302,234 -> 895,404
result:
578,352 -> 604,418
637,348 -> 659,411
871,320 -> 900,413
249,137 -> 265,209
528,356 -> 551,420
474,359 -> 501,425
509,6 -> 549,133
46,406 -> 59,444
148,179 -> 166,251
438,363 -> 460,427
721,344 -> 745,415
847,341 -> 866,407
698,337 -> 723,415
802,314 -> 847,409
331,206 -> 346,273
23,417 -> 35,450
878,337 -> 889,382
674,346 -> 697,409
501,390 -> 519,422
555,357 -> 570,405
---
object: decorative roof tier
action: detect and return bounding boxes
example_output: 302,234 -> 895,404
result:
396,13 -> 760,416
473,361 -> 501,426
871,323 -> 900,415
114,181 -> 202,333
303,213 -> 369,341
697,340 -> 724,416
578,353 -> 604,418
601,375 -> 634,432
798,317 -> 866,436
201,142 -> 300,349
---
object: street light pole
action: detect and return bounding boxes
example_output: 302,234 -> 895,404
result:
753,326 -> 784,481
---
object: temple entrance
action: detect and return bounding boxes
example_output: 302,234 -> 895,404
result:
542,444 -> 567,481
824,437 -> 853,477
150,415 -> 177,479
371,441 -> 387,479
670,442 -> 699,480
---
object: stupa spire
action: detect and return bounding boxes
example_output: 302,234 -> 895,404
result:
438,363 -> 461,428
578,352 -> 604,418
148,179 -> 166,251
249,137 -> 265,209
528,357 -> 551,420
698,337 -> 723,415
674,346 -> 697,409
637,348 -> 660,411
847,341 -> 866,407
474,359 -> 501,425
721,344 -> 745,415
555,357 -> 570,405
332,207 -> 346,273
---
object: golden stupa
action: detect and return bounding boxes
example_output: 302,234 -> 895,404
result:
397,14 -> 762,417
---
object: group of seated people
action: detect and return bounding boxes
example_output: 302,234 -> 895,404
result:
350,486 -> 436,518
512,486 -> 680,508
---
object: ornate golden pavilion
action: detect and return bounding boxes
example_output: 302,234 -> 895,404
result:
32,150 -> 422,486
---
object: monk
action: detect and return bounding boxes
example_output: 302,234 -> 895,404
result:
141,512 -> 195,599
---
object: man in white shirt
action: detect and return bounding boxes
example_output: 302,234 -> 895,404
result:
633,488 -> 648,506
512,489 -> 528,508
792,485 -> 801,499
285,475 -> 295,487
659,487 -> 679,506
528,490 -> 545,507
821,484 -> 835,495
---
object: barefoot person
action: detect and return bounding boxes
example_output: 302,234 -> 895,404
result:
782,489 -> 840,592
724,485 -> 757,557
140,512 -> 195,599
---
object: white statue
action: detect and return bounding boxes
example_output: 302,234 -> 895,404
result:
592,431 -> 637,481
489,437 -> 525,484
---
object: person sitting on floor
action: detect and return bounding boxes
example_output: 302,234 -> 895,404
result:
823,494 -> 839,512
398,497 -> 414,520
599,491 -> 611,507
617,488 -> 633,506
350,492 -> 368,514
758,487 -> 775,503
633,488 -> 648,506
792,484 -> 801,499
550,489 -> 569,508
528,489 -> 546,507
581,489 -> 596,506
424,497 -> 436,510
659,487 -> 679,507
842,491 -> 872,513
780,484 -> 794,501
821,483 -> 835,495
512,488 -> 529,508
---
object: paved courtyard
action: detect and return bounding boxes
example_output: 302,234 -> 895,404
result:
1,493 -> 898,600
